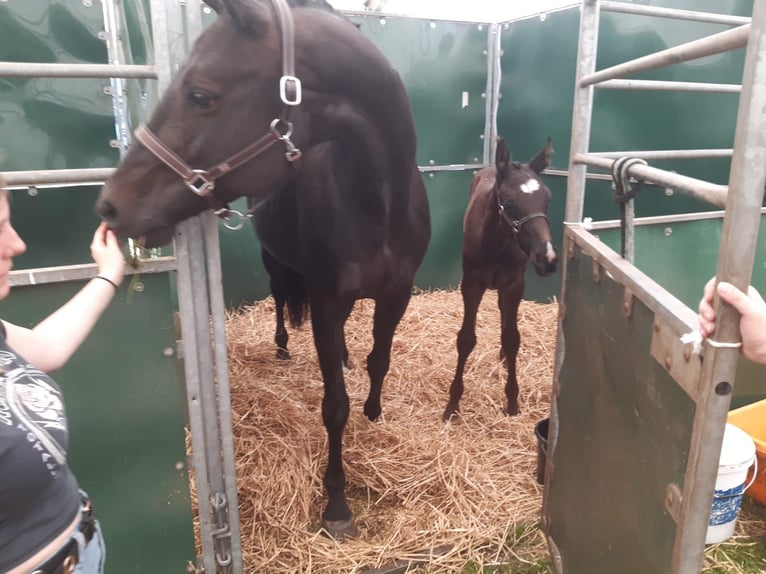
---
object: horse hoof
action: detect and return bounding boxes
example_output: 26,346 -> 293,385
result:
505,404 -> 520,417
276,348 -> 290,360
321,518 -> 358,540
363,401 -> 381,421
442,408 -> 459,423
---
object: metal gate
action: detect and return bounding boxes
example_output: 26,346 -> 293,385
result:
542,2 -> 766,573
0,0 -> 241,572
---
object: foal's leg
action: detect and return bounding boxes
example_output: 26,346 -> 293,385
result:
444,277 -> 486,421
363,286 -> 412,421
498,279 -> 524,416
310,294 -> 356,538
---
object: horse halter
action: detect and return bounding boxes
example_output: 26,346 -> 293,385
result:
133,0 -> 302,230
497,198 -> 549,236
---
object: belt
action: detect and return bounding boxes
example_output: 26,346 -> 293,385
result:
30,499 -> 97,574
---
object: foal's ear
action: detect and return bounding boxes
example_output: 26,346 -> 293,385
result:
495,137 -> 511,181
528,137 -> 553,175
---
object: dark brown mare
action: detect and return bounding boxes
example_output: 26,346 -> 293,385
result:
443,137 -> 557,421
96,0 -> 430,538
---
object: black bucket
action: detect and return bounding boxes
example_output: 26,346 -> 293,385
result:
534,418 -> 550,485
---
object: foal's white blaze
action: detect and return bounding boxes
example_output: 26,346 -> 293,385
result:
545,241 -> 556,263
520,179 -> 540,194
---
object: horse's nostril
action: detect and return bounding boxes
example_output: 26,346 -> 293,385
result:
97,199 -> 117,222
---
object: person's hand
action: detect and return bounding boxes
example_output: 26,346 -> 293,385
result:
91,222 -> 126,285
698,277 -> 766,364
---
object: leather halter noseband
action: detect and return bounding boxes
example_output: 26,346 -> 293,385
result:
134,0 -> 302,229
497,197 -> 549,235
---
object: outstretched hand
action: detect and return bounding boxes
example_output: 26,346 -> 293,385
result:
90,222 -> 126,285
698,277 -> 766,364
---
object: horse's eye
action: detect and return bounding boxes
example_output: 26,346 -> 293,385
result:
187,89 -> 213,109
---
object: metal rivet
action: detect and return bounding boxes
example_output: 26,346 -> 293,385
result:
174,461 -> 185,471
133,281 -> 145,292
27,186 -> 38,197
97,31 -> 107,41
163,347 -> 175,358
664,227 -> 673,236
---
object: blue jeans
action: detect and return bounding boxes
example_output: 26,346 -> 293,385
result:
72,519 -> 105,574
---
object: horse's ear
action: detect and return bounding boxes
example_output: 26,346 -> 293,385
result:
528,137 -> 553,175
217,0 -> 271,35
204,0 -> 225,13
495,137 -> 511,181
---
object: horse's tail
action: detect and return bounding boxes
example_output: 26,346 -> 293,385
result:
282,265 -> 309,328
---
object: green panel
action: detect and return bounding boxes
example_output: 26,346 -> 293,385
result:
597,214 -> 766,407
0,274 -> 195,572
415,170 -> 474,290
547,244 -> 695,573
0,1 -> 118,172
351,15 -> 488,166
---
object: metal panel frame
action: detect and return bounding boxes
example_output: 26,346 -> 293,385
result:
544,1 -> 766,573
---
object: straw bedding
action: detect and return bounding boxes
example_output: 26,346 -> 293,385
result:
221,288 -> 557,573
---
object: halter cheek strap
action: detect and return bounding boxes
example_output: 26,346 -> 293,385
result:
497,200 -> 549,235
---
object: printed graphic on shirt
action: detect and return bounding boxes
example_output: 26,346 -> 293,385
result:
0,349 -> 68,476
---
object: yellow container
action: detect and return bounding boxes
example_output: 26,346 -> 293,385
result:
727,399 -> 766,506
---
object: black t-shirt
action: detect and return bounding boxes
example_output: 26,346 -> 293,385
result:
0,322 -> 81,570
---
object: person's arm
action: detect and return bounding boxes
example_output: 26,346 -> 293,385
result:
698,277 -> 766,364
4,223 -> 126,372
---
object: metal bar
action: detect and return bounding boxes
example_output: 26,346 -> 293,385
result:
674,1 -> 766,571
0,62 -> 156,79
600,1 -> 751,27
580,24 -> 750,88
201,212 -> 242,573
7,257 -> 177,287
596,79 -> 741,93
591,149 -> 733,160
147,0 -> 221,570
573,153 -> 728,208
173,219 -> 217,574
564,0 -> 600,223
483,23 -> 502,164
2,168 -> 114,188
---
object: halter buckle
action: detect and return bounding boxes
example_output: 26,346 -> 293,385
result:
280,75 -> 302,106
185,169 -> 216,196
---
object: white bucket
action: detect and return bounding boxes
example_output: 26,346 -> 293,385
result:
705,423 -> 757,545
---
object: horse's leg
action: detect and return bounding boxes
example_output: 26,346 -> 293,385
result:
262,247 -> 290,359
310,294 -> 356,538
443,276 -> 485,422
498,279 -> 524,416
363,286 -> 412,421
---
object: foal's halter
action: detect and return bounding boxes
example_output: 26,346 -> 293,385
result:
497,197 -> 549,236
134,0 -> 302,230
